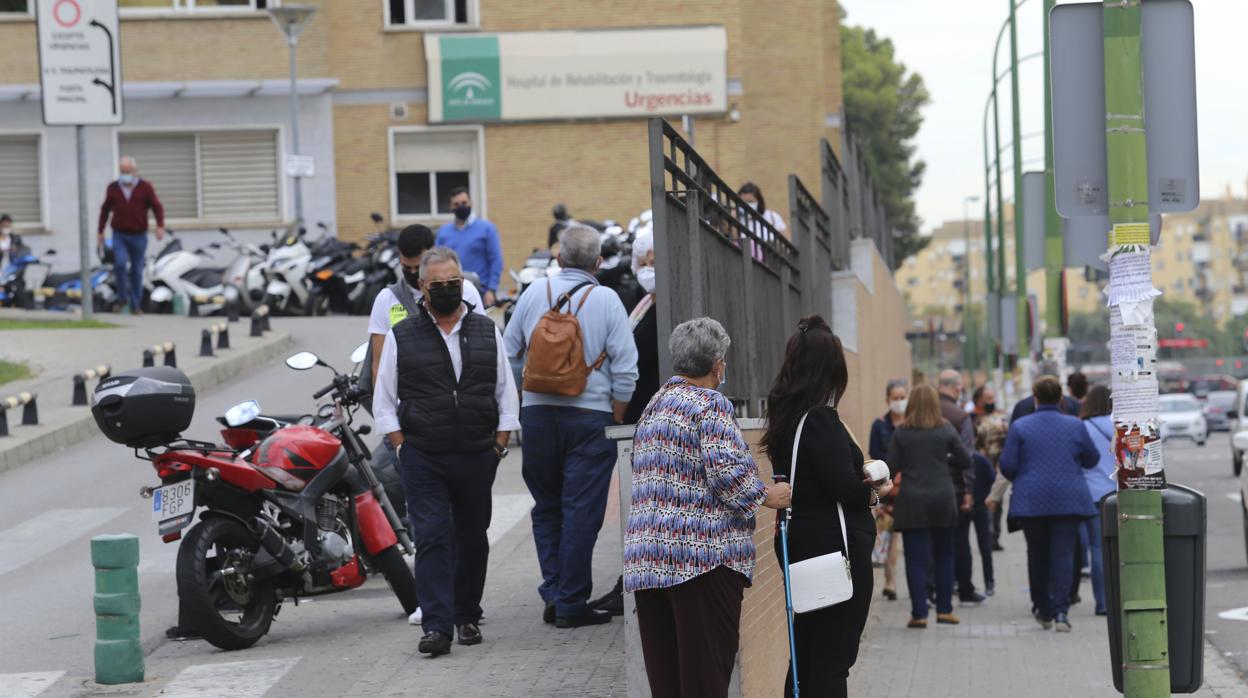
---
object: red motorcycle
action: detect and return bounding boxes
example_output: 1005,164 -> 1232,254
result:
92,345 -> 415,651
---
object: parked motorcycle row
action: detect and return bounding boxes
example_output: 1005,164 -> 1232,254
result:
1,214 -> 403,317
93,343 -> 415,650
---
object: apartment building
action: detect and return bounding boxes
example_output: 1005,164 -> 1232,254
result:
0,0 -> 848,283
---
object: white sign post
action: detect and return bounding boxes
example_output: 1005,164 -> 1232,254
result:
37,0 -> 123,320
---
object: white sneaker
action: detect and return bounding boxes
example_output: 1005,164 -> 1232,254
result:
408,607 -> 423,625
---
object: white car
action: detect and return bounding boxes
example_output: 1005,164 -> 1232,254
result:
1158,394 -> 1208,446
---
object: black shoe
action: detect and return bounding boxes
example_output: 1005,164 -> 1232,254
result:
985,583 -> 995,597
992,542 -> 1005,552
1055,614 -> 1072,633
165,625 -> 201,642
556,609 -> 613,628
542,601 -> 556,625
1070,592 -> 1082,605
457,623 -> 483,646
418,631 -> 452,656
882,588 -> 898,601
959,591 -> 987,606
589,577 -> 625,616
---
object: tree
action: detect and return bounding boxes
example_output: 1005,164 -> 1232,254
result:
840,10 -> 931,267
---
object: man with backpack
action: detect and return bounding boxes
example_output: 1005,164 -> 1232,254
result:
503,224 -> 639,629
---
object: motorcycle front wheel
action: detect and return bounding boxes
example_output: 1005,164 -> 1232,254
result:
176,517 -> 277,651
369,545 -> 418,616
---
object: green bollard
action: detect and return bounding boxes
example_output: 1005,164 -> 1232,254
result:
92,534 -> 144,685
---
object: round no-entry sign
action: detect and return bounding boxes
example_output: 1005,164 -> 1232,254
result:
53,0 -> 80,28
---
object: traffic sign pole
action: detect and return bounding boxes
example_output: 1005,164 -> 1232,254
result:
1009,0 -> 1027,362
77,125 -> 92,321
1102,1 -> 1170,694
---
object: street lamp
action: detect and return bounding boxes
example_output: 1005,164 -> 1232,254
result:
268,3 -> 316,229
963,196 -> 980,373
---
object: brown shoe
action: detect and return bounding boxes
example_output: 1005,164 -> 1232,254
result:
907,617 -> 927,629
937,613 -> 960,625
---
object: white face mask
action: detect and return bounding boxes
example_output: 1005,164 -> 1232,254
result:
745,201 -> 759,211
889,399 -> 908,416
636,266 -> 656,293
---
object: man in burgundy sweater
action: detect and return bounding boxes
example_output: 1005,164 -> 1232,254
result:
98,156 -> 165,313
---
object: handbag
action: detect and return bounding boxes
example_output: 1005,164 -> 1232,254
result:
785,412 -> 855,614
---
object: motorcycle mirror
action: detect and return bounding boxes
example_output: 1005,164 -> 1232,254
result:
224,400 -> 262,428
371,212 -> 384,223
286,352 -> 320,371
46,248 -> 57,255
350,342 -> 369,365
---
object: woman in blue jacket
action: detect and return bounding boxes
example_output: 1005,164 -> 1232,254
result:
1079,385 -> 1116,616
1000,376 -> 1100,632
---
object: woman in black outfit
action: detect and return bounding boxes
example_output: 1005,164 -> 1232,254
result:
762,315 -> 892,698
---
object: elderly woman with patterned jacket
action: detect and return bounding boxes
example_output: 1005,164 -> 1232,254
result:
624,318 -> 791,698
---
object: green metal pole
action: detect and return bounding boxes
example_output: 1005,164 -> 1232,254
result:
1009,0 -> 1027,357
983,92 -> 998,372
1102,1 -> 1170,695
992,25 -> 1008,307
963,206 -> 977,372
1043,0 -> 1064,338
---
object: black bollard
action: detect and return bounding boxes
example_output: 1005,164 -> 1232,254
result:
199,329 -> 214,357
72,375 -> 89,406
216,324 -> 230,350
250,312 -> 264,337
227,299 -> 240,323
142,349 -> 155,368
164,345 -> 177,368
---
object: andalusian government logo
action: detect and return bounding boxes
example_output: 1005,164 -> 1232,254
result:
440,36 -> 501,121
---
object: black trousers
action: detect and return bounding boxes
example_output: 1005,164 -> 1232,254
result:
956,506 -> 995,595
776,526 -> 875,698
399,444 -> 499,636
634,565 -> 746,698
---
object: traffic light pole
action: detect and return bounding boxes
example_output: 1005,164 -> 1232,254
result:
1042,0 -> 1064,338
1102,1 -> 1170,694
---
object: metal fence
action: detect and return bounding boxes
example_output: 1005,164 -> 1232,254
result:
650,118 -> 891,414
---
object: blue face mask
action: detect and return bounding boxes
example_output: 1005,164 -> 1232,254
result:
118,174 -> 136,186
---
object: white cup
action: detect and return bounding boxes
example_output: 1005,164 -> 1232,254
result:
864,460 -> 890,486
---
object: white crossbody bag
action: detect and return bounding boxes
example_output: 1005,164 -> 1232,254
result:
785,412 -> 854,614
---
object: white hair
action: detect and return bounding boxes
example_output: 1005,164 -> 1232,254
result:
631,229 -> 654,275
558,224 -> 602,271
670,318 -> 731,378
419,246 -> 462,278
119,156 -> 137,169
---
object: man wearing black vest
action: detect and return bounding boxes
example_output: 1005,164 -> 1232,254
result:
937,369 -> 983,605
373,247 -> 520,657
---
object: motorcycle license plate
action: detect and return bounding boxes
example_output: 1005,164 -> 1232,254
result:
152,480 -> 195,523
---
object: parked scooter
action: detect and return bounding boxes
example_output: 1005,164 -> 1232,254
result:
0,245 -> 50,309
218,228 -> 272,315
145,232 -> 231,314
92,342 -> 416,651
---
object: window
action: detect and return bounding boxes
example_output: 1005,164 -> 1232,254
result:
119,0 -> 274,12
0,135 -> 42,226
387,0 -> 473,27
391,129 -> 481,219
118,130 -> 281,223
0,0 -> 31,15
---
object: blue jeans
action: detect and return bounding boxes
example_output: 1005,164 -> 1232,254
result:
112,232 -> 148,310
398,444 -> 499,636
520,405 -> 617,616
1080,514 -> 1106,613
902,527 -> 955,618
1021,515 -> 1081,620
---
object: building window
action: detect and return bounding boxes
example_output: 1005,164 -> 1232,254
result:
118,130 -> 281,223
391,128 -> 481,220
119,0 -> 275,12
0,1 -> 31,15
0,135 -> 42,226
386,0 -> 473,27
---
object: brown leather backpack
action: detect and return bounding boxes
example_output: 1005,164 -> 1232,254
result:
522,281 -> 607,397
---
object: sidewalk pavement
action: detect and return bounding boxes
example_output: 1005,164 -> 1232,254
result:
0,308 -> 292,473
848,527 -> 1247,697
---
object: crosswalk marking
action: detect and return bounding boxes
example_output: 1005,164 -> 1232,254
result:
0,671 -> 64,698
0,508 -> 128,578
155,657 -> 300,698
488,493 -> 535,546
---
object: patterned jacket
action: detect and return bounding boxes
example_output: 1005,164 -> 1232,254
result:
624,377 -> 767,592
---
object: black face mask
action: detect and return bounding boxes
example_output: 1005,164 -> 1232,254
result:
427,285 -> 463,315
453,205 -> 472,222
402,269 -> 420,288
982,402 -> 997,415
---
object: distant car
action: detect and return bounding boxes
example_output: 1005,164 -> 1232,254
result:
1158,394 -> 1207,446
1231,380 -> 1248,476
1204,390 -> 1237,432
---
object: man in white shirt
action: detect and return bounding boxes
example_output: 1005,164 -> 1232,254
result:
366,224 -> 484,389
373,247 -> 519,658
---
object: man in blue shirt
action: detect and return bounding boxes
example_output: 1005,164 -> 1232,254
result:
436,187 -> 503,307
504,224 -> 639,629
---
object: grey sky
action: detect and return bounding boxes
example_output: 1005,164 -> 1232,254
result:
838,0 -> 1247,234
